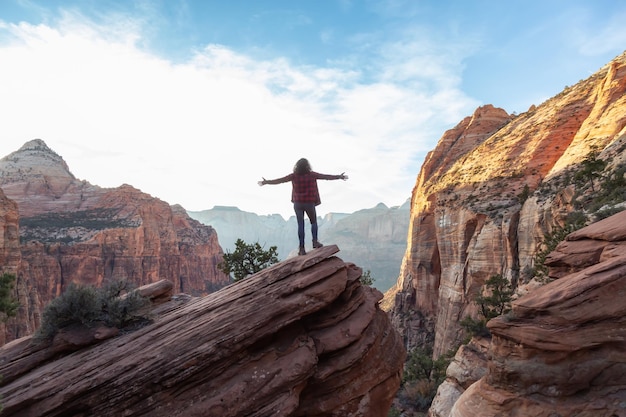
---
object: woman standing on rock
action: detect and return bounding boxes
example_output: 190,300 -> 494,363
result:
259,158 -> 348,255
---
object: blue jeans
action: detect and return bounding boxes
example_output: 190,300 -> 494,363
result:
294,202 -> 317,247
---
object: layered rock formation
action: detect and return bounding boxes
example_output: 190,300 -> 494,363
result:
384,51 -> 626,358
188,200 -> 410,292
0,245 -> 406,417
0,139 -> 229,343
0,188 -> 20,275
449,210 -> 626,417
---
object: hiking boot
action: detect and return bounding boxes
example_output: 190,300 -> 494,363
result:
298,246 -> 306,255
312,240 -> 323,249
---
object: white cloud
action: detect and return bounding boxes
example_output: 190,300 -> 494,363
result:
0,10 -> 477,219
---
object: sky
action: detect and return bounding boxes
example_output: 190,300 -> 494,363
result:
1,1 -> 626,219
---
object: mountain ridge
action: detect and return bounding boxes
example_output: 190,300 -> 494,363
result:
188,199 -> 410,292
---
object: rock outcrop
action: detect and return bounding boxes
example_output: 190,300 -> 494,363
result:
0,245 -> 406,417
384,51 -> 626,358
0,139 -> 229,343
449,210 -> 626,417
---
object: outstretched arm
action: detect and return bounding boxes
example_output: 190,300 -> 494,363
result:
258,174 -> 293,186
315,172 -> 349,181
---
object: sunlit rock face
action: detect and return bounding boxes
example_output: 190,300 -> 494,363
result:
384,51 -> 626,358
450,210 -> 626,417
0,246 -> 406,417
0,139 -> 229,343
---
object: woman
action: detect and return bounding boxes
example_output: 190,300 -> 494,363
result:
259,158 -> 348,255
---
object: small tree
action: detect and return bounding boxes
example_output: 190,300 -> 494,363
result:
574,151 -> 606,192
461,274 -> 514,338
219,239 -> 279,281
398,346 -> 455,411
360,269 -> 376,286
533,220 -> 583,281
475,274 -> 514,319
0,272 -> 20,321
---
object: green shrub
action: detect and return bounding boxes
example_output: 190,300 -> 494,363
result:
573,151 -> 606,192
517,184 -> 531,204
0,273 -> 20,321
533,223 -> 582,281
387,407 -> 401,417
459,316 -> 490,340
398,346 -> 454,411
360,269 -> 375,286
219,239 -> 279,281
35,280 -> 150,342
460,274 -> 514,338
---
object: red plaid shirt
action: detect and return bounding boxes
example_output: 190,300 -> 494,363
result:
265,172 -> 342,205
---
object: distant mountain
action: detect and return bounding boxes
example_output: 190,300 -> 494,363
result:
188,200 -> 410,292
0,139 -> 229,344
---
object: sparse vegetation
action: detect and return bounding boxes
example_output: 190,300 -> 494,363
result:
517,184 -> 531,204
0,272 -> 19,321
460,274 -> 514,338
393,346 -> 456,413
574,151 -> 606,192
219,239 -> 279,281
19,209 -> 139,243
532,219 -> 584,282
34,279 -> 151,342
360,269 -> 375,286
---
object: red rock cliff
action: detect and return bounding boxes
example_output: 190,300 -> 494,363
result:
384,50 -> 626,357
0,140 -> 229,343
450,210 -> 626,417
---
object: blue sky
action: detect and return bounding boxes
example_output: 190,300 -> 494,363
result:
1,1 -> 625,219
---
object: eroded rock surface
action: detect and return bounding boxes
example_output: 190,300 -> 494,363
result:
449,211 -> 626,417
0,245 -> 406,417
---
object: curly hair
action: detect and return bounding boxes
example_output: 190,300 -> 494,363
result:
293,158 -> 312,174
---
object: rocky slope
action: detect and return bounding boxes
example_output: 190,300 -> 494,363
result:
0,139 -> 229,344
384,50 -> 626,359
188,201 -> 410,292
446,210 -> 626,417
0,245 -> 406,417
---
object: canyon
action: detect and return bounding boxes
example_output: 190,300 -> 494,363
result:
188,200 -> 410,292
383,51 -> 626,415
0,139 -> 230,344
385,51 -> 626,355
1,47 -> 626,416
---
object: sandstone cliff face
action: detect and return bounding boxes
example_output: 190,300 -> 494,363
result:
449,210 -> 626,417
385,51 -> 626,357
0,188 -> 20,275
0,139 -> 229,343
0,246 -> 406,417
